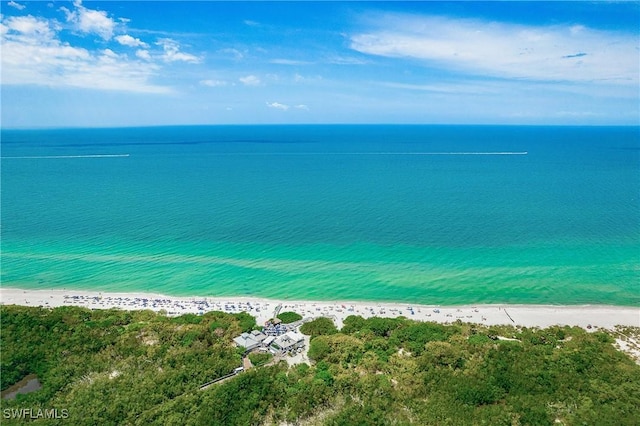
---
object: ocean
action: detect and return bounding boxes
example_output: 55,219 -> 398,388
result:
1,125 -> 638,306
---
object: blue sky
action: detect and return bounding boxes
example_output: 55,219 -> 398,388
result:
1,1 -> 638,127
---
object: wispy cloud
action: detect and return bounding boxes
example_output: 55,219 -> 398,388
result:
219,48 -> 244,60
7,1 -> 26,11
200,79 -> 228,87
156,38 -> 201,63
379,81 -> 499,95
327,56 -> 369,65
266,102 -> 309,111
270,58 -> 314,65
239,75 -> 261,86
351,13 -> 638,85
266,101 -> 289,111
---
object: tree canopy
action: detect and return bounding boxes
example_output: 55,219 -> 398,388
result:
1,306 -> 639,425
299,317 -> 338,339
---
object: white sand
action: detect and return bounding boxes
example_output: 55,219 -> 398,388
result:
1,287 -> 638,330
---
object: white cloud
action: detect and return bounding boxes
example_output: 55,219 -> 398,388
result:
200,79 -> 228,87
265,102 -> 309,111
351,13 -> 639,84
8,1 -> 26,10
116,34 -> 148,48
135,49 -> 151,60
1,3 -> 203,95
156,38 -> 201,63
63,0 -> 116,40
101,48 -> 118,59
2,15 -> 55,41
1,13 -> 169,93
266,102 -> 289,111
239,75 -> 261,86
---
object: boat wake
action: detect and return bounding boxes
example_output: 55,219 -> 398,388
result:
1,154 -> 130,159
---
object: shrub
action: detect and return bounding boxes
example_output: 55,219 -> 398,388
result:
277,311 -> 302,324
248,352 -> 272,366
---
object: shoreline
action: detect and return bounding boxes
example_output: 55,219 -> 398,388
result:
1,287 -> 638,330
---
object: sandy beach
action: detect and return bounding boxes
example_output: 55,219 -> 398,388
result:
1,287 -> 638,330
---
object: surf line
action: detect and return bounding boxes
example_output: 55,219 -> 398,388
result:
1,154 -> 130,159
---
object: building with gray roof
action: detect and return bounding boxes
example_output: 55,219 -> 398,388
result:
233,332 -> 261,351
270,331 -> 305,354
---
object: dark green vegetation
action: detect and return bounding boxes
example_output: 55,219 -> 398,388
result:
276,311 -> 303,324
300,317 -> 338,339
2,306 -> 639,425
247,352 -> 272,367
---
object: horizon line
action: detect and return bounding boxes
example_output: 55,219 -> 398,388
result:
2,123 -> 638,131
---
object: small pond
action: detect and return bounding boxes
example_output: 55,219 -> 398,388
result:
1,374 -> 42,400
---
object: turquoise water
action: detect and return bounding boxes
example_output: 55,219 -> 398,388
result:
2,125 -> 638,305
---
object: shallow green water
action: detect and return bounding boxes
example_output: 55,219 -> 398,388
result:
2,125 -> 638,305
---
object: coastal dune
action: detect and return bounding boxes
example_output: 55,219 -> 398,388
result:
1,287 -> 637,330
